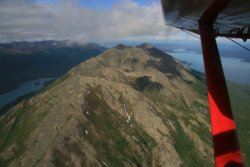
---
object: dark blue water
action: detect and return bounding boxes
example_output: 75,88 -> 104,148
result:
167,51 -> 250,84
0,78 -> 55,110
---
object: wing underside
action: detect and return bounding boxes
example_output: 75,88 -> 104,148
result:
161,0 -> 250,40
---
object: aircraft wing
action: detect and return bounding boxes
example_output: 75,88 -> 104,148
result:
161,0 -> 249,166
161,0 -> 250,41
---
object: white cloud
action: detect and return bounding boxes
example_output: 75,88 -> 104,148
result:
0,0 -> 181,43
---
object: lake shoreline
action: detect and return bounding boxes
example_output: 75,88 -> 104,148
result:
167,51 -> 250,85
0,78 -> 56,114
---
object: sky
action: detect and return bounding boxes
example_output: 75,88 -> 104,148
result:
0,0 -> 188,43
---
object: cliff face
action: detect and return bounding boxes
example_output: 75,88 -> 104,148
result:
0,44 -> 213,167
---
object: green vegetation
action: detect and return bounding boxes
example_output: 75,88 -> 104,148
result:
144,71 -> 212,166
130,75 -> 166,106
52,148 -> 73,167
0,102 -> 49,166
133,76 -> 163,92
192,123 -> 212,147
51,86 -> 157,167
227,82 -> 250,166
84,87 -> 156,166
185,70 -> 207,97
168,113 -> 212,167
189,70 -> 250,166
186,79 -> 207,97
147,97 -> 212,167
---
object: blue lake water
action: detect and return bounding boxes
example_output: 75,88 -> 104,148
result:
0,78 -> 55,110
167,51 -> 250,85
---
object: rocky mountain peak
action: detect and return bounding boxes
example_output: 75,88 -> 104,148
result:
139,42 -> 154,49
114,43 -> 129,49
82,43 -> 194,82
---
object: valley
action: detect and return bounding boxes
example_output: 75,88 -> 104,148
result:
0,41 -> 106,94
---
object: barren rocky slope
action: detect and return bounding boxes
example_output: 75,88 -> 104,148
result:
0,43 -> 213,167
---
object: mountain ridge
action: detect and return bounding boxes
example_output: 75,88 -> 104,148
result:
0,44 -> 213,167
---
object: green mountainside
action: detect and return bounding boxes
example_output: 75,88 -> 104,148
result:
0,43 -> 247,167
227,82 -> 250,166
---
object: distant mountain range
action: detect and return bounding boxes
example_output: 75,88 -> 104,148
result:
0,40 -> 106,94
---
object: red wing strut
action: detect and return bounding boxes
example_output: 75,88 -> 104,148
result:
161,0 -> 250,166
